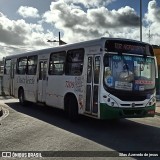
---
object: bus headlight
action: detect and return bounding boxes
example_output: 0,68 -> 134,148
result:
103,95 -> 119,107
146,97 -> 156,107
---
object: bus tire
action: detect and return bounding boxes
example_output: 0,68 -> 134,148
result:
66,95 -> 79,122
18,88 -> 26,106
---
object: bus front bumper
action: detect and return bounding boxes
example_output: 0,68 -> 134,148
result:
100,103 -> 156,119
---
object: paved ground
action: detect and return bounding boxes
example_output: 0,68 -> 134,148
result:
1,97 -> 160,160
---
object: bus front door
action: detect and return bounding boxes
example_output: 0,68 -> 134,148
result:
85,56 -> 100,116
37,60 -> 48,102
10,61 -> 15,96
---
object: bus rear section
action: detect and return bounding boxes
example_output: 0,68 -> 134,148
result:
99,39 -> 157,119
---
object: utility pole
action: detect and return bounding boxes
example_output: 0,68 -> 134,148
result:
140,0 -> 142,42
148,25 -> 152,44
59,32 -> 61,45
149,28 -> 151,43
59,32 -> 67,45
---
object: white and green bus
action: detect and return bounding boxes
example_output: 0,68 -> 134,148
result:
2,37 -> 158,120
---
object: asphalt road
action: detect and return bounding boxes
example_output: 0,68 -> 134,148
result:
0,98 -> 160,160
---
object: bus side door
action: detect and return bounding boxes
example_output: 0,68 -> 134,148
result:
37,60 -> 48,102
85,55 -> 100,116
10,60 -> 15,96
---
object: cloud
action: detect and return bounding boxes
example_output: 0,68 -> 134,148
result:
65,0 -> 116,8
0,12 -> 55,58
0,13 -> 26,45
17,6 -> 40,18
145,0 -> 160,23
144,0 -> 160,44
42,0 -> 140,43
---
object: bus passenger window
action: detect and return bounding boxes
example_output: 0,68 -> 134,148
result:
17,57 -> 27,75
94,56 -> 100,84
49,51 -> 66,75
4,59 -> 11,75
87,57 -> 92,83
49,64 -> 55,75
27,55 -> 37,75
43,62 -> 47,80
65,48 -> 84,76
39,62 -> 43,80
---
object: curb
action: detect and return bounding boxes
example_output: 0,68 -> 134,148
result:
0,107 -> 3,117
0,105 -> 9,121
155,112 -> 160,116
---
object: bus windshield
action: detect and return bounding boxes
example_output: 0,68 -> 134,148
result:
104,54 -> 155,91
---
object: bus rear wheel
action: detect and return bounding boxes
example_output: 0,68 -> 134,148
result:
18,89 -> 26,106
66,95 -> 79,122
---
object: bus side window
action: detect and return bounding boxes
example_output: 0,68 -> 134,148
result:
87,57 -> 92,83
65,48 -> 84,76
16,57 -> 27,75
39,62 -> 43,80
4,59 -> 11,75
43,62 -> 47,80
27,55 -> 38,75
94,56 -> 100,84
49,51 -> 66,75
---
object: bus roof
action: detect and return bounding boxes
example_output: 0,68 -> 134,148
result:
4,37 -> 152,59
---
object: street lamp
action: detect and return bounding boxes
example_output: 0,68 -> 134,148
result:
47,39 -> 59,43
47,32 -> 67,45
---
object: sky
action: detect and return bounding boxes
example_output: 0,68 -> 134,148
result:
0,0 -> 160,60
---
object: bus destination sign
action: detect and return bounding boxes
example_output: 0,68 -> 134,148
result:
114,43 -> 145,53
105,40 -> 154,56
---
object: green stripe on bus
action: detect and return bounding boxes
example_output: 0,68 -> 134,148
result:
100,103 -> 156,119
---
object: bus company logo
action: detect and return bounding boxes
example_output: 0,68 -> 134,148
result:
17,77 -> 35,84
2,152 -> 11,158
131,103 -> 135,108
